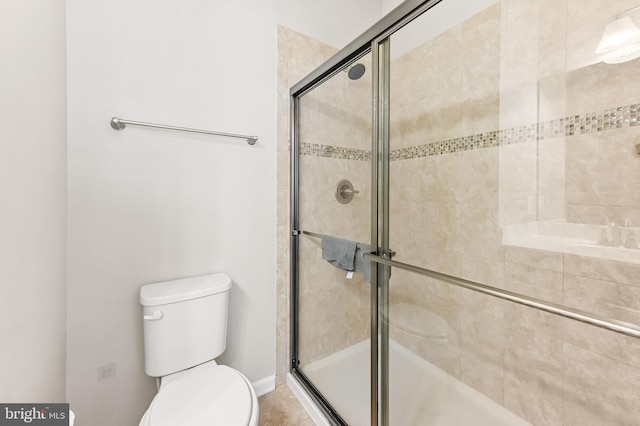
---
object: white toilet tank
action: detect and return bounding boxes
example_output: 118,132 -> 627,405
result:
139,273 -> 232,377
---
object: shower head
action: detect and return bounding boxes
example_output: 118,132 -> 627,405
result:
347,63 -> 366,80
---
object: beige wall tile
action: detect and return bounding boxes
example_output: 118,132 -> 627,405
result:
390,25 -> 463,148
459,202 -> 503,259
538,74 -> 567,122
276,225 -> 290,266
564,273 -> 640,324
564,319 -> 640,369
504,305 -> 564,425
459,253 -> 505,288
566,128 -> 640,209
504,261 -> 564,304
390,200 -> 429,266
461,4 -> 501,136
457,289 -> 506,405
276,151 -> 290,191
457,147 -> 499,205
563,342 -> 640,425
499,141 -> 538,225
389,157 -> 423,204
564,133 -> 600,206
537,137 -> 567,221
564,253 -> 640,288
504,245 -> 564,272
276,189 -> 289,227
537,0 -> 567,78
426,201 -> 462,254
276,261 -> 289,302
566,48 -> 640,112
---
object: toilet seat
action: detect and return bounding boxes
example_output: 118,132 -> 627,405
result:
141,365 -> 254,426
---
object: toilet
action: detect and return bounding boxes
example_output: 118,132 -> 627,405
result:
138,273 -> 258,426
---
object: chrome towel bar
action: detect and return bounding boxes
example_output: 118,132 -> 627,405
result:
364,252 -> 640,339
295,230 -> 396,258
110,117 -> 258,145
295,230 -> 325,239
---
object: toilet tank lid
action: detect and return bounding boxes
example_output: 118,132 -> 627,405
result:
139,273 -> 232,306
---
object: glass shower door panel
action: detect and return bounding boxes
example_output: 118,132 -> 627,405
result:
385,268 -> 533,425
385,0 -> 640,424
385,2 -> 507,421
386,0 -> 505,275
296,52 -> 372,425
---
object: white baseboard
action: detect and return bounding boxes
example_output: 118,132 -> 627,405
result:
252,375 -> 276,397
287,373 -> 329,426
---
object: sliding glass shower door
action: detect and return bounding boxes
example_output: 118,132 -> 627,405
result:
383,3 -> 506,424
292,0 -> 640,424
292,52 -> 373,425
381,0 -> 640,425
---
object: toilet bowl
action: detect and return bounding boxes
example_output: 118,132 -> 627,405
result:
138,273 -> 258,426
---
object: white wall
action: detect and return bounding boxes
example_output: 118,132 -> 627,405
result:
66,0 -> 384,425
276,0 -> 384,49
66,1 -> 278,424
0,0 -> 67,402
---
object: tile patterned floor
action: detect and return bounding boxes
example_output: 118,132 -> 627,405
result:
258,384 -> 315,426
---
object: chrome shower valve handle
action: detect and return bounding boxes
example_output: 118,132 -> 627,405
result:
335,179 -> 359,204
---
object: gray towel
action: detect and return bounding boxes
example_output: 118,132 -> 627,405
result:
354,243 -> 371,283
321,235 -> 371,283
321,235 -> 357,270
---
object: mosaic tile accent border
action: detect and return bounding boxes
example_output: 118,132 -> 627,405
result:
392,103 -> 640,160
298,102 -> 640,161
300,142 -> 370,161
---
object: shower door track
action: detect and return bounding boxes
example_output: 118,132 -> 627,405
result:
364,253 -> 640,339
290,368 -> 349,426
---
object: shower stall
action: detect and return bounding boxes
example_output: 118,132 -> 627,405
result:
288,0 -> 640,424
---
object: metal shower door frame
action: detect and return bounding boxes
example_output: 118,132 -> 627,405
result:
291,0 -> 640,424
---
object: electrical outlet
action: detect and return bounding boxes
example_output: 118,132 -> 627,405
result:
97,363 -> 117,381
